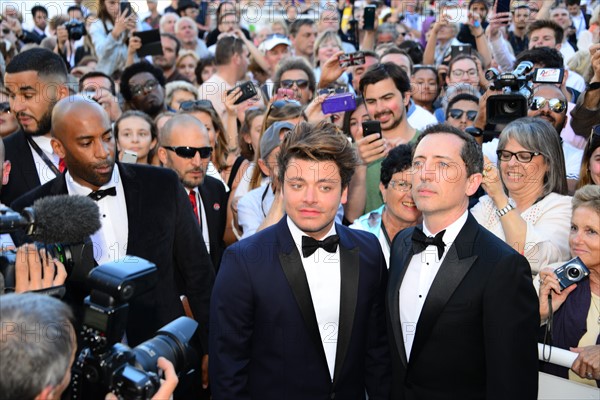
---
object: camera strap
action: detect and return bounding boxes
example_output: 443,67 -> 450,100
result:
541,293 -> 554,362
26,136 -> 62,177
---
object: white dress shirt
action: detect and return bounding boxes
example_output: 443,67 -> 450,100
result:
65,167 -> 128,265
186,188 -> 210,254
399,210 -> 468,360
287,216 -> 340,380
29,136 -> 61,185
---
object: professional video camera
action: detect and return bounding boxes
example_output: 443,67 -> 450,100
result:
0,195 -> 100,293
71,258 -> 198,400
64,19 -> 87,41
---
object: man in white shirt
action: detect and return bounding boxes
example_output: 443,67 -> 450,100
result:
387,123 -> 539,399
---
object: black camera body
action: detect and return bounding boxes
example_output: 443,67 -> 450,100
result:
71,257 -> 198,400
485,61 -> 534,125
554,257 -> 590,289
64,19 -> 87,41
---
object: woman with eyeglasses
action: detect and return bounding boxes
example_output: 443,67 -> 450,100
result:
350,144 -> 421,266
472,117 -> 572,275
445,93 -> 479,132
577,126 -> 600,188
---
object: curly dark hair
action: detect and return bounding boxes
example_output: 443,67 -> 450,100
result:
380,144 -> 414,186
119,62 -> 166,102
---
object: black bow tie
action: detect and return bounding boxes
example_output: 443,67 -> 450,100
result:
412,227 -> 446,259
301,235 -> 340,258
88,187 -> 117,201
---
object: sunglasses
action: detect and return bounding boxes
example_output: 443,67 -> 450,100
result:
496,150 -> 541,163
129,79 -> 158,97
270,99 -> 302,109
529,97 -> 567,113
163,146 -> 212,159
2,28 -> 10,34
280,79 -> 309,89
179,100 -> 215,112
0,102 -> 10,113
448,109 -> 477,121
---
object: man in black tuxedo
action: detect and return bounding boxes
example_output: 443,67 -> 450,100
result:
11,97 -> 215,391
2,48 -> 70,206
387,124 -> 539,399
157,114 -> 228,271
210,121 -> 390,399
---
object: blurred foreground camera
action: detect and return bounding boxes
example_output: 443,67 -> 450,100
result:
71,257 -> 198,400
64,19 -> 87,41
554,257 -> 590,289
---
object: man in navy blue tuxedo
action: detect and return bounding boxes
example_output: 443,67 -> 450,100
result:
209,121 -> 390,399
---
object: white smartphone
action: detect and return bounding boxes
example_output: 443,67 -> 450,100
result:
121,150 -> 138,164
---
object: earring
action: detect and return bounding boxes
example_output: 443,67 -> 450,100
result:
249,143 -> 253,151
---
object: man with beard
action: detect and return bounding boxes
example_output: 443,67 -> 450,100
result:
120,62 -> 168,119
154,33 -> 191,84
11,96 -> 215,395
158,114 -> 228,271
350,63 -> 418,216
2,48 -> 69,206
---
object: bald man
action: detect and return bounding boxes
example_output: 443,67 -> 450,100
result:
11,97 -> 215,392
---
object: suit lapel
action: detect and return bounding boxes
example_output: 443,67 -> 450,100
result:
198,184 -> 217,244
118,163 -> 140,252
408,216 -> 479,363
18,131 -> 42,190
388,231 -> 414,367
332,227 -> 359,384
277,219 -> 328,367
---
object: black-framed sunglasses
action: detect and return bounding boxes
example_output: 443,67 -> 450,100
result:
2,28 -> 10,35
270,99 -> 302,110
163,146 -> 213,159
280,79 -> 309,89
130,79 -> 158,97
0,102 -> 10,113
448,109 -> 477,121
529,97 -> 567,113
179,100 -> 215,112
496,150 -> 541,163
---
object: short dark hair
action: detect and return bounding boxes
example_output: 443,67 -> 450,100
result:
120,62 -> 166,102
195,55 -> 216,85
6,48 -> 68,83
381,144 -> 414,186
468,0 -> 489,12
415,123 -> 483,177
67,5 -> 83,15
565,0 -> 581,6
79,71 -> 116,96
31,5 -> 48,17
514,46 -> 564,69
527,19 -> 564,44
214,36 -> 245,66
359,62 -> 412,97
277,121 -> 359,189
398,40 -> 424,65
272,57 -> 316,97
446,93 -> 479,117
381,47 -> 414,74
161,33 -> 181,55
289,19 -> 314,37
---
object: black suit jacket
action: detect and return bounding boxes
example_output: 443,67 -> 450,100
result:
197,175 -> 228,271
2,130 -> 46,206
12,163 -> 215,351
209,217 -> 391,399
387,214 -> 539,400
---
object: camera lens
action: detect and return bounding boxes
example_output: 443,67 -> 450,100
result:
566,265 -> 581,280
501,101 -> 520,115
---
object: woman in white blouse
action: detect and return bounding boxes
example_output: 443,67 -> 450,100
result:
472,117 -> 572,274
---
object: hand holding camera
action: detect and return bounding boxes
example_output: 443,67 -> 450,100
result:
14,243 -> 67,294
537,258 -> 588,321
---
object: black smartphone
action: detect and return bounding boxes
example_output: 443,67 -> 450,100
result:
362,120 -> 381,136
363,5 -> 376,31
496,0 -> 511,14
120,1 -> 132,15
451,44 -> 472,59
227,81 -> 258,105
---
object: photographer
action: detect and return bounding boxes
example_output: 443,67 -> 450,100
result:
537,185 -> 600,386
0,293 -> 178,399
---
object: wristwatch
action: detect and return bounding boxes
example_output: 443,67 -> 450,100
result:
496,199 -> 516,217
586,82 -> 600,91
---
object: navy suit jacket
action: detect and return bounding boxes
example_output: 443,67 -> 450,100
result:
2,130 -> 44,206
209,217 -> 391,399
11,163 -> 215,351
387,213 -> 539,400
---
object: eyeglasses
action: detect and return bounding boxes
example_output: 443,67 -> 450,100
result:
529,97 -> 567,113
130,79 -> 158,97
179,100 -> 215,112
496,150 -> 541,163
0,102 -> 10,113
451,69 -> 477,77
163,146 -> 212,159
280,79 -> 309,89
388,180 -> 411,192
448,109 -> 477,121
